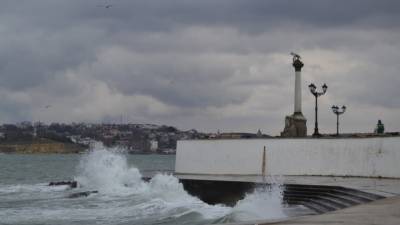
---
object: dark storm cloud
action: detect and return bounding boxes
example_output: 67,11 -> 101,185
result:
3,0 -> 400,31
0,0 -> 400,133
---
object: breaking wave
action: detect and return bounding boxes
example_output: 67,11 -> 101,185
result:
0,145 -> 286,225
73,147 -> 286,223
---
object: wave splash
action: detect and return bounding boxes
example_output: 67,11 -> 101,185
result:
75,146 -> 145,194
74,146 -> 286,223
230,185 -> 286,221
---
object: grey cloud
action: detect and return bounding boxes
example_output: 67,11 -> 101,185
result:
3,0 -> 400,32
0,0 -> 400,134
0,24 -> 105,90
85,50 -> 251,107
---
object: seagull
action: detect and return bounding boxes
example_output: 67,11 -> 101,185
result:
97,4 -> 113,8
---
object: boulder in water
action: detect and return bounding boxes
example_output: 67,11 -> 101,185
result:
49,181 -> 78,188
68,191 -> 98,198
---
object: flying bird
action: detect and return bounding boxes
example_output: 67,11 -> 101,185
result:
97,4 -> 113,8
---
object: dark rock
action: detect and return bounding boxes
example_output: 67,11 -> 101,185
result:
68,191 -> 98,198
49,181 -> 78,188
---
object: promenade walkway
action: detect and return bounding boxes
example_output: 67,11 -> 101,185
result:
263,195 -> 400,225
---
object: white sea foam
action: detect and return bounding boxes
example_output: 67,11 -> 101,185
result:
75,146 -> 145,195
73,147 -> 286,223
0,183 -> 68,194
74,147 -> 231,219
0,147 -> 287,225
230,185 -> 286,221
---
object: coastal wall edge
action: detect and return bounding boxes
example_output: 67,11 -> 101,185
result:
175,137 -> 400,178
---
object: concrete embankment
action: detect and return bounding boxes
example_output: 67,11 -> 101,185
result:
259,195 -> 400,225
0,139 -> 86,153
176,137 -> 400,178
175,137 -> 400,224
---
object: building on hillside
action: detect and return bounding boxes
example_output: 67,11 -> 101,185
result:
149,140 -> 158,152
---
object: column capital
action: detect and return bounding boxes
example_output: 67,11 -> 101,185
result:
293,59 -> 304,72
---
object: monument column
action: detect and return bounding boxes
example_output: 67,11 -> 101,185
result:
281,53 -> 307,137
293,57 -> 304,115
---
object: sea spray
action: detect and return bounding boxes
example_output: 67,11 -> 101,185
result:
73,147 -> 231,220
0,151 -> 289,225
73,147 -> 286,223
75,147 -> 146,194
230,185 -> 286,221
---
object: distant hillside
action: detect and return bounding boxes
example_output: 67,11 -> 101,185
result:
0,138 -> 87,154
0,122 -> 208,154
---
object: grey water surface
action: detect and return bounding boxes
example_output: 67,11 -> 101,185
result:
0,150 -> 287,225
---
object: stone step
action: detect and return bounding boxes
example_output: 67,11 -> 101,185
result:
285,190 -> 362,205
284,193 -> 351,209
284,184 -> 384,201
286,198 -> 337,213
283,184 -> 385,213
285,185 -> 383,201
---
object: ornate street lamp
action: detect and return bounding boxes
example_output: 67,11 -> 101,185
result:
308,83 -> 328,137
331,105 -> 346,136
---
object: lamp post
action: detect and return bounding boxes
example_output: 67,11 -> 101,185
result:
308,83 -> 327,137
331,105 -> 346,136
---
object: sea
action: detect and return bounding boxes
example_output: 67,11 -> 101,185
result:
0,145 -> 289,225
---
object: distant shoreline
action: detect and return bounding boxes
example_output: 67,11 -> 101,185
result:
0,138 -> 87,154
0,139 -> 176,155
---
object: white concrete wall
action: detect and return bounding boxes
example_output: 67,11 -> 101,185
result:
175,137 -> 400,178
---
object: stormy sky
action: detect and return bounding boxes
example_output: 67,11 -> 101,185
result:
1,0 -> 400,135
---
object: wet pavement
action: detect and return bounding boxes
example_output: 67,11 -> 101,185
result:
261,195 -> 400,225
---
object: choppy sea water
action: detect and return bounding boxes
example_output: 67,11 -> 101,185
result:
0,146 -> 288,225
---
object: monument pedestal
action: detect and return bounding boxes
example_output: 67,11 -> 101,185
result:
281,113 -> 307,137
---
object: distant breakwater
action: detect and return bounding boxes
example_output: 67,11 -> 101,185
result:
0,139 -> 86,154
